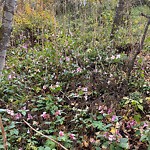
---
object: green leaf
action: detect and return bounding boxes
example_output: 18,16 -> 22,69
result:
102,141 -> 109,149
58,135 -> 68,142
0,109 -> 7,113
110,144 -> 115,150
19,110 -> 27,116
36,87 -> 41,93
131,100 -> 137,105
13,129 -> 19,135
137,105 -> 143,111
119,138 -> 129,149
0,145 -> 4,149
95,148 -> 101,150
2,118 -> 9,121
8,122 -> 15,129
123,97 -> 129,100
134,114 -> 141,123
139,99 -> 143,103
140,73 -> 144,78
10,129 -> 19,135
148,144 -> 150,150
79,90 -> 84,95
124,100 -> 130,105
97,114 -> 103,120
38,147 -> 44,150
45,140 -> 56,149
92,121 -> 104,130
104,123 -> 112,129
140,135 -> 147,141
135,130 -> 141,136
45,147 -> 51,150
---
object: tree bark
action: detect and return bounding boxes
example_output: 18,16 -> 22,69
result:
126,13 -> 150,78
110,0 -> 126,40
0,0 -> 15,76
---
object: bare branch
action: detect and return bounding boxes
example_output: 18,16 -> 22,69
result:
23,120 -> 68,150
141,13 -> 150,19
0,115 -> 7,150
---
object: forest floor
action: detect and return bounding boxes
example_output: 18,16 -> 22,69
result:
0,2 -> 150,150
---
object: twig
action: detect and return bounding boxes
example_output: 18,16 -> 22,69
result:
60,90 -> 71,101
0,114 -> 7,150
23,120 -> 68,150
141,13 -> 150,19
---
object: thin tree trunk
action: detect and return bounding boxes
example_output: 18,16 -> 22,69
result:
110,0 -> 126,40
0,0 -> 15,76
126,13 -> 150,78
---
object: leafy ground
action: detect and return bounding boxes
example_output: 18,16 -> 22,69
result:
0,1 -> 150,150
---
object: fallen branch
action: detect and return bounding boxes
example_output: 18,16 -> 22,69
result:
0,114 -> 7,150
23,119 -> 68,150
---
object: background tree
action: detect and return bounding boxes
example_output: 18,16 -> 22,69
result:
110,0 -> 130,40
0,0 -> 16,76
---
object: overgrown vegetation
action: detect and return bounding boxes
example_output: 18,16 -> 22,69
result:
0,0 -> 150,149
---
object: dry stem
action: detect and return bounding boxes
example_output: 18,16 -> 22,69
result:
23,119 -> 68,150
0,114 -> 7,150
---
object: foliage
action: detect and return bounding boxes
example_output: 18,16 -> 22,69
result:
12,0 -> 56,47
0,0 -> 150,149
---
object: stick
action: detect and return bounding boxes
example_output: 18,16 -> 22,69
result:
23,120 -> 68,150
0,114 -> 7,150
141,13 -> 150,19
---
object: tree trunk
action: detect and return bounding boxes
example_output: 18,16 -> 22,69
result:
110,0 -> 126,40
0,0 -> 15,76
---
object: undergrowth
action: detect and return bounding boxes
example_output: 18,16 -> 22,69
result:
0,0 -> 150,149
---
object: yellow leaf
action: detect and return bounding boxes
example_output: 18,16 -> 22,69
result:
146,97 -> 150,101
17,137 -> 21,142
110,127 -> 116,134
83,140 -> 89,147
123,115 -> 128,120
25,3 -> 32,15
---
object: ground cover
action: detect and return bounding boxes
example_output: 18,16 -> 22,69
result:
0,1 -> 150,149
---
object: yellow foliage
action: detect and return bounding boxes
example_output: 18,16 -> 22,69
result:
110,127 -> 116,134
25,3 -> 32,15
14,0 -> 57,29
